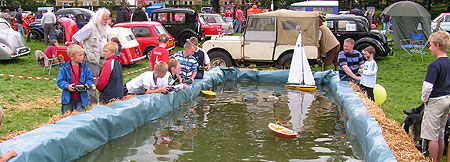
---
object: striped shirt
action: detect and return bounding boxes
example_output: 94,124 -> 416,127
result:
338,50 -> 364,80
172,51 -> 198,79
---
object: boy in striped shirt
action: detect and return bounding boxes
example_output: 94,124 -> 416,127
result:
172,42 -> 198,83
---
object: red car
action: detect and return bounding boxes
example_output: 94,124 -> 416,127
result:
56,18 -> 80,62
56,18 -> 146,65
198,13 -> 232,38
114,21 -> 175,57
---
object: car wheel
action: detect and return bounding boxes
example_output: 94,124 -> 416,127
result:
355,43 -> 377,58
277,52 -> 293,69
209,50 -> 232,67
145,47 -> 155,59
29,30 -> 42,40
178,32 -> 194,46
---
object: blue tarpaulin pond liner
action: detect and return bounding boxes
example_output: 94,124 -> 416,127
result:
0,67 -> 396,162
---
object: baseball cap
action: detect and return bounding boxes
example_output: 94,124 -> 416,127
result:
18,8 -> 22,11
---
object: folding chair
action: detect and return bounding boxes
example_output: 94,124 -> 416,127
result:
400,33 -> 427,61
35,50 -> 60,75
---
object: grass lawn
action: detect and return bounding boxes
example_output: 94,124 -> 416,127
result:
0,35 -> 447,142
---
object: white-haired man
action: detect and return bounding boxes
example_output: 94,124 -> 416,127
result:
41,8 -> 56,45
72,8 -> 111,106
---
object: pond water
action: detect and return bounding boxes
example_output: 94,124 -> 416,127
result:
77,82 -> 361,162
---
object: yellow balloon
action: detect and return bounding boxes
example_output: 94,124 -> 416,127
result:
374,84 -> 387,105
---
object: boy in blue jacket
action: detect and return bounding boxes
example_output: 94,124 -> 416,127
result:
57,44 -> 94,114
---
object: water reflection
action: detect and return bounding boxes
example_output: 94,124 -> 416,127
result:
76,82 -> 360,162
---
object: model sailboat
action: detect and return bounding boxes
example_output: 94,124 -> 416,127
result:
284,32 -> 317,92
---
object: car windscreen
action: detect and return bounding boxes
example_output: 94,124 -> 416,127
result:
154,25 -> 169,35
200,15 -> 225,24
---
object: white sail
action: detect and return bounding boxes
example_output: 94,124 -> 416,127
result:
287,32 -> 315,86
287,91 -> 315,132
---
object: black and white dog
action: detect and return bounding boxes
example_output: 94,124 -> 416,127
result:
402,104 -> 450,153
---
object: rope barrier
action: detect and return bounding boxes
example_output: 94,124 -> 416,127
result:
0,67 -> 150,81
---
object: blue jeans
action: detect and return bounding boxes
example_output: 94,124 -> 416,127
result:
383,22 -> 390,36
61,99 -> 84,114
17,23 -> 24,38
234,20 -> 242,33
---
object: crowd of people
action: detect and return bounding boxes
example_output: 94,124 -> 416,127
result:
56,8 -> 211,114
1,5 -> 450,161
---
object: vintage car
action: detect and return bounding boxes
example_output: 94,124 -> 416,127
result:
28,8 -> 94,41
151,8 -> 203,46
0,18 -> 31,60
199,13 -> 233,37
202,10 -> 321,69
28,18 -> 66,41
114,21 -> 175,59
106,27 -> 145,65
55,8 -> 94,29
55,18 -> 145,65
325,14 -> 392,57
431,12 -> 450,32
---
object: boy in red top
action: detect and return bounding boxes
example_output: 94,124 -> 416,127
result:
97,41 -> 124,104
149,34 -> 170,71
224,7 -> 233,24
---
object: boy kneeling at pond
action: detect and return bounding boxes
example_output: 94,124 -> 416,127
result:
125,62 -> 169,95
168,59 -> 187,91
57,44 -> 94,114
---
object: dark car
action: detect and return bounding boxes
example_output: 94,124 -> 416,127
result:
27,18 -> 66,42
55,8 -> 94,29
28,8 -> 94,41
151,8 -> 203,46
325,14 -> 392,57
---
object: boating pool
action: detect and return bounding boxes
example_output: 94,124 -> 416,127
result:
76,82 -> 361,161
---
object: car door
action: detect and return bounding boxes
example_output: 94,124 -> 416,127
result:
243,17 -> 276,61
333,19 -> 365,44
441,14 -> 450,32
131,26 -> 155,53
154,12 -> 176,37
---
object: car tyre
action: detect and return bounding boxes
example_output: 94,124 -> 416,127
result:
29,30 -> 42,41
209,50 -> 232,67
277,52 -> 293,69
178,32 -> 194,46
145,46 -> 155,59
355,43 -> 377,58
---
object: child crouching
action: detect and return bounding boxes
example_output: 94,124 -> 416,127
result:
126,62 -> 169,95
168,59 -> 187,91
57,44 -> 94,114
97,41 -> 124,104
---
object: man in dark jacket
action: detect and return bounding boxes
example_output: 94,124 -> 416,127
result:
116,6 -> 130,23
131,4 -> 148,21
15,8 -> 24,38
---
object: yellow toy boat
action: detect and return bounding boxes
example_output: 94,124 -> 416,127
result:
268,123 -> 298,138
284,84 -> 317,92
201,90 -> 216,98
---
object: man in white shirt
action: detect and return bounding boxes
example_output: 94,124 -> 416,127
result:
41,8 -> 56,45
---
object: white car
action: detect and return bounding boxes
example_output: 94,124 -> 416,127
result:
0,18 -> 31,60
431,12 -> 450,32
